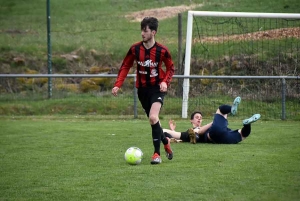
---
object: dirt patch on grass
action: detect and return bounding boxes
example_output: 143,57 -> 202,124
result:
197,27 -> 300,43
125,4 -> 203,22
125,5 -> 299,43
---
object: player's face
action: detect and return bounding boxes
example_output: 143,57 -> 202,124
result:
141,26 -> 156,42
190,113 -> 203,127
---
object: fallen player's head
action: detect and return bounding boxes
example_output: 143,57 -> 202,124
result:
190,111 -> 202,120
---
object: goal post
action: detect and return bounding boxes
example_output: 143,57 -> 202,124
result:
182,11 -> 300,118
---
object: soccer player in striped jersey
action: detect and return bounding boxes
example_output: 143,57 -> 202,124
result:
112,17 -> 175,164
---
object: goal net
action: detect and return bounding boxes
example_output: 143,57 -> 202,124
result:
182,11 -> 300,118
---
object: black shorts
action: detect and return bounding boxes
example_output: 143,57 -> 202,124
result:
180,130 -> 212,143
137,86 -> 165,117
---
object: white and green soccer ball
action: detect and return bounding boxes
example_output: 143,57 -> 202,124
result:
124,147 -> 143,165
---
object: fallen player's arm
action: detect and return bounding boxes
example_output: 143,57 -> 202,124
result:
195,122 -> 212,135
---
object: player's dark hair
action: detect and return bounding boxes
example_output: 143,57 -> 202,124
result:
190,111 -> 202,120
141,17 -> 158,32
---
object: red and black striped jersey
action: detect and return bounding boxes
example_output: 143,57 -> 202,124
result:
114,41 -> 175,88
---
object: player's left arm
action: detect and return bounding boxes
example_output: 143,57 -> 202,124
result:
195,122 -> 213,135
161,50 -> 175,87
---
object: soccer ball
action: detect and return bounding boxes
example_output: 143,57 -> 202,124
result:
124,147 -> 143,165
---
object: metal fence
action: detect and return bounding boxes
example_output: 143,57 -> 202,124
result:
0,74 -> 299,120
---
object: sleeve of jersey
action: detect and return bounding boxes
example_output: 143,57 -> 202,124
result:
162,51 -> 175,86
114,48 -> 135,88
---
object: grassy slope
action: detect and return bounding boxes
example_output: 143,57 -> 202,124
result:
0,0 -> 299,118
1,0 -> 299,60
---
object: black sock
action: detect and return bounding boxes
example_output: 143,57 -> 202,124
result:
219,105 -> 231,114
161,132 -> 169,145
151,121 -> 162,155
241,124 -> 251,137
163,132 -> 172,139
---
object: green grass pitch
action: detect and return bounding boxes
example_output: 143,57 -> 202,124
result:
0,116 -> 300,201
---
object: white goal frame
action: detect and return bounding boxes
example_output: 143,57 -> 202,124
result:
182,11 -> 300,118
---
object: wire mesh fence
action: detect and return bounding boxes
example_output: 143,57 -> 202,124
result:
0,75 -> 299,120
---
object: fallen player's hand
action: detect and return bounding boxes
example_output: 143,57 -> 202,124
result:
194,127 -> 200,134
169,119 -> 176,131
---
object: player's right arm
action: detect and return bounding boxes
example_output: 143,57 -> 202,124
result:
111,86 -> 120,96
112,47 -> 135,96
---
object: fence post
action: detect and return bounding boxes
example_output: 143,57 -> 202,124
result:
281,78 -> 286,120
133,75 -> 138,118
46,0 -> 52,98
177,13 -> 183,97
